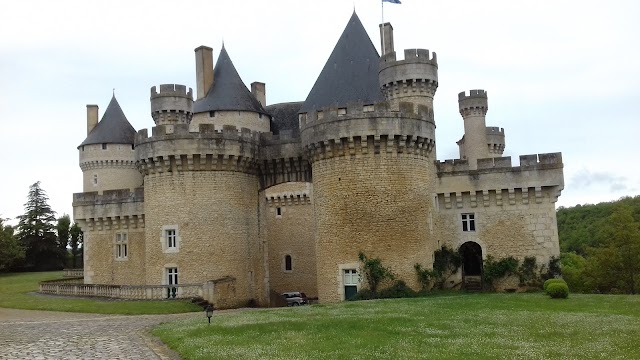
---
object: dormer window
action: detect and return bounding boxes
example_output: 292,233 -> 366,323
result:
317,111 -> 324,120
209,111 -> 215,117
102,143 -> 107,150
337,108 -> 347,115
363,104 -> 375,113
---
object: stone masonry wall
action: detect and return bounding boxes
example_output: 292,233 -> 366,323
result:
83,228 -> 146,285
263,182 -> 317,297
313,154 -> 436,303
143,171 -> 266,308
434,187 -> 561,282
79,144 -> 142,193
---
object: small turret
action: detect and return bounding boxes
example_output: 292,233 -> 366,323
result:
458,90 -> 489,170
150,84 -> 193,125
378,23 -> 438,116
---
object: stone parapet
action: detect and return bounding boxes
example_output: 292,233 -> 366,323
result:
459,89 -> 488,116
150,84 -> 194,125
73,188 -> 145,231
379,49 -> 438,99
486,127 -> 505,155
259,131 -> 311,189
436,153 -> 564,203
135,123 -> 261,175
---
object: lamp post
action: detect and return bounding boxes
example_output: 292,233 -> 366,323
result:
205,305 -> 213,325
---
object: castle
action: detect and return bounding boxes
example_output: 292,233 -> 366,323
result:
73,13 -> 564,307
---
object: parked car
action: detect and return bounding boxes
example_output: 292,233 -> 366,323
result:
281,291 -> 307,306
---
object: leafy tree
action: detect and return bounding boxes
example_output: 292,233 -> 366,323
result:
69,223 -> 83,268
15,182 -> 64,271
0,218 -> 24,271
358,252 -> 395,298
582,205 -> 640,294
56,214 -> 71,265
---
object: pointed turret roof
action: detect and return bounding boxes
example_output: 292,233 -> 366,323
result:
300,12 -> 383,113
193,46 -> 268,115
79,95 -> 136,148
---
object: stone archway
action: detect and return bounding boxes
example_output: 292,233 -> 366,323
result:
459,241 -> 483,291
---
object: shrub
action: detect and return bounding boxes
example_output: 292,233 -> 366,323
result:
484,255 -> 519,290
518,256 -> 540,287
358,252 -> 395,298
379,280 -> 419,299
543,278 -> 567,292
414,264 -> 435,291
546,282 -> 569,299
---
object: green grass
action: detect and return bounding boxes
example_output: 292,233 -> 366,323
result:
154,293 -> 640,359
0,271 -> 201,314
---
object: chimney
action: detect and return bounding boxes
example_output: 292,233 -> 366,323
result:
379,23 -> 394,55
86,105 -> 99,135
251,82 -> 266,107
194,46 -> 214,100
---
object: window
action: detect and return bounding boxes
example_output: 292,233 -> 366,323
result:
462,213 -> 476,232
337,107 -> 347,115
276,207 -> 282,216
166,267 -> 178,298
284,255 -> 292,272
102,143 -> 107,150
363,104 -> 375,113
115,233 -> 128,260
209,111 -> 215,117
166,229 -> 177,249
343,269 -> 359,300
93,174 -> 98,185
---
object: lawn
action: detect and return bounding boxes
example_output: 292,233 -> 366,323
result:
0,271 -> 201,314
154,293 -> 640,359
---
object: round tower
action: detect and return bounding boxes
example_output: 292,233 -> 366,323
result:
300,16 -> 438,303
79,96 -> 142,193
135,48 -> 268,309
458,89 -> 489,169
378,23 -> 438,117
150,84 -> 193,125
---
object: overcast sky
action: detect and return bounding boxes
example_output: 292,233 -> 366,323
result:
1,0 -> 638,224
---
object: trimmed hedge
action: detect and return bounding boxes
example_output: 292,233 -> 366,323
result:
543,278 -> 567,291
546,283 -> 569,299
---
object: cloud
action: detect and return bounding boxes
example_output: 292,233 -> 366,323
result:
570,169 -> 631,193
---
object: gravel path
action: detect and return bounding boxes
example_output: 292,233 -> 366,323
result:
0,308 -> 199,359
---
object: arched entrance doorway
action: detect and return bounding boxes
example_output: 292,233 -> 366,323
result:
459,241 -> 483,291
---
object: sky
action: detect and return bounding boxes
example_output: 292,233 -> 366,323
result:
1,0 -> 639,224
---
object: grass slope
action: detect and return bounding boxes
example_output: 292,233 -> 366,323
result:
0,272 -> 201,314
154,293 -> 640,359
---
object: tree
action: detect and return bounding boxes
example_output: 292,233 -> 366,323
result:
0,218 -> 24,271
15,182 -> 64,271
583,205 -> 640,294
69,223 -> 83,268
57,214 -> 71,266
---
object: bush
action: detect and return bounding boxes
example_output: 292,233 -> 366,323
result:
546,282 -> 569,299
543,278 -> 567,292
484,256 -> 519,290
379,280 -> 419,299
358,252 -> 395,297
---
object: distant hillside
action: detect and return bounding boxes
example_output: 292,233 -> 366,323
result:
557,196 -> 640,254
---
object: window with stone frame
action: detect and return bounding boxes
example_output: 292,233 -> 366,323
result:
115,232 -> 128,260
284,254 -> 292,272
165,229 -> 177,249
461,213 -> 476,232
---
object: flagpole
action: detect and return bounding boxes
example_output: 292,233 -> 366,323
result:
381,0 -> 385,54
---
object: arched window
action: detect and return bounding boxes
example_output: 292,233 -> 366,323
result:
284,255 -> 292,272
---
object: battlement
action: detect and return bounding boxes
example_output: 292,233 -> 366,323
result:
486,126 -> 504,135
150,84 -> 193,99
260,129 -> 299,143
380,49 -> 437,66
298,101 -> 434,127
266,192 -> 312,207
136,123 -> 260,144
458,89 -> 488,116
378,49 -> 439,100
437,153 -> 563,175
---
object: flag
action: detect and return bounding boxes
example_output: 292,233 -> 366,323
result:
383,0 -> 401,4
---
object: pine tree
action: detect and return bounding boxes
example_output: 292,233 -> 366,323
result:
16,182 -> 64,271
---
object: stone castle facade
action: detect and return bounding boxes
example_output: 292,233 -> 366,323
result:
73,13 -> 564,307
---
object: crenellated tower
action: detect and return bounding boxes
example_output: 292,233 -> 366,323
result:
300,13 -> 438,303
458,89 -> 489,170
150,84 -> 193,125
135,47 -> 269,309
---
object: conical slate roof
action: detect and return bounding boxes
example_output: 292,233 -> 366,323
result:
193,46 -> 268,115
300,12 -> 383,113
79,96 -> 136,147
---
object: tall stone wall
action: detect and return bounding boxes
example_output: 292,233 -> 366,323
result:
143,171 -> 266,308
82,229 -> 146,285
313,155 -> 435,303
190,111 -> 270,133
263,182 -> 317,297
